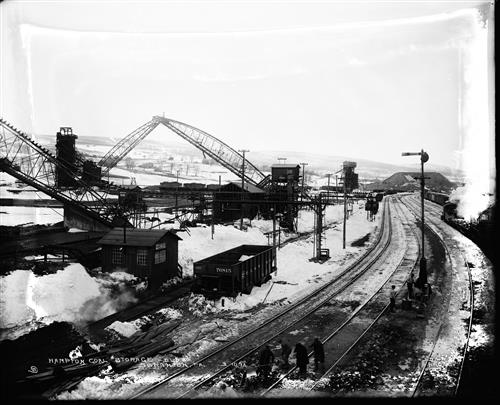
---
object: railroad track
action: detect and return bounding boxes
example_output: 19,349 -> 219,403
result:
131,198 -> 393,399
142,197 -> 424,399
90,209 -> 346,333
399,195 -> 474,397
275,197 -> 422,394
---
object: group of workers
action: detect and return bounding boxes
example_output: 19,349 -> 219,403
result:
253,271 -> 433,384
256,337 -> 325,380
389,271 -> 432,313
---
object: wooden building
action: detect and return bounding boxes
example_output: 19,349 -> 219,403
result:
213,182 -> 265,222
97,228 -> 182,287
271,164 -> 301,183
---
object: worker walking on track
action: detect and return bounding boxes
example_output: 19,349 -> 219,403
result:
294,342 -> 308,378
407,272 -> 415,299
389,285 -> 397,312
422,283 -> 432,304
279,339 -> 292,368
257,345 -> 274,380
311,337 -> 325,373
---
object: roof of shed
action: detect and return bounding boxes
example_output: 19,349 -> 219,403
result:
97,228 -> 182,247
224,182 -> 264,193
271,164 -> 301,169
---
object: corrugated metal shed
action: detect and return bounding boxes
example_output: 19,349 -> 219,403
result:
97,228 -> 182,247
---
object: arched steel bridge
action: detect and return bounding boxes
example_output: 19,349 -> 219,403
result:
99,116 -> 269,188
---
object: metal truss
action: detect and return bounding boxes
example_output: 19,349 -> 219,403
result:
98,119 -> 160,174
153,116 -> 266,186
0,118 -> 117,228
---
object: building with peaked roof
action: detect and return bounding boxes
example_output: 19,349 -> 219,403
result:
213,181 -> 265,223
97,228 -> 182,288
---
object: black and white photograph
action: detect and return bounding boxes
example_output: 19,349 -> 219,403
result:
0,0 -> 495,400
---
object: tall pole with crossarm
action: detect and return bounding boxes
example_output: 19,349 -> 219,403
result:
239,149 -> 249,230
402,149 -> 429,287
300,162 -> 308,198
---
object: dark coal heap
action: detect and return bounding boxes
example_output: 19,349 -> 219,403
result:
0,321 -> 95,399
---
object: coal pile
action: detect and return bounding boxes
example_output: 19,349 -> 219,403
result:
0,321 -> 95,399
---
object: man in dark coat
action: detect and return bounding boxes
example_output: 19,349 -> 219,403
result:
310,338 -> 325,372
407,272 -> 415,299
389,285 -> 397,312
279,339 -> 292,368
257,345 -> 274,379
294,342 -> 308,378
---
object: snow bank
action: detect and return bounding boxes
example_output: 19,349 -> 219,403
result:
105,306 -> 183,338
0,206 -> 63,226
106,320 -> 140,338
0,264 -> 140,341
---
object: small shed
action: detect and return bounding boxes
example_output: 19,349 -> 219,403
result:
97,228 -> 182,287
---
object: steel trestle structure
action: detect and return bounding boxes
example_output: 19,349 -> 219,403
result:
0,115 -> 297,228
98,119 -> 160,175
153,116 -> 267,187
0,118 -> 117,228
98,116 -> 269,187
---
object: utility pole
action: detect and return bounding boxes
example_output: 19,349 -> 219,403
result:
300,162 -> 308,198
402,149 -> 430,287
335,175 -> 339,204
175,169 -> 180,214
326,173 -> 332,202
238,149 -> 249,230
343,171 -> 347,249
316,194 -> 323,259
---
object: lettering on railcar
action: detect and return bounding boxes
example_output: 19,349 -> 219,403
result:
216,267 -> 232,273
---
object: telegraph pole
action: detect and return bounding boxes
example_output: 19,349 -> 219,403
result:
335,175 -> 339,204
300,162 -> 308,198
343,171 -> 347,249
239,149 -> 249,230
326,173 -> 332,202
402,150 -> 429,286
175,169 -> 180,214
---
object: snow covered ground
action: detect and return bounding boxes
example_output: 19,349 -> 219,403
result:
0,199 -> 376,341
0,206 -> 64,226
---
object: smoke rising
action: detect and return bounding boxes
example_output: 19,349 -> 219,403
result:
451,8 -> 495,222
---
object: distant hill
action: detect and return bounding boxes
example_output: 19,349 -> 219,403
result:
365,172 -> 456,193
33,134 -> 464,185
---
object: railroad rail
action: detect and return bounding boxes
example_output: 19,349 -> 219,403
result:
130,197 -> 392,399
181,199 -> 394,397
267,198 -> 421,394
400,195 -> 474,396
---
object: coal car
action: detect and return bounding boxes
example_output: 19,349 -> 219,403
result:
424,190 -> 450,206
192,245 -> 276,298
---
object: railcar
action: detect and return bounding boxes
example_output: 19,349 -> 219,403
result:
424,190 -> 449,206
192,244 -> 276,298
182,182 -> 206,191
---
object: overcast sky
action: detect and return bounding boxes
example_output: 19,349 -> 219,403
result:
0,0 -> 494,171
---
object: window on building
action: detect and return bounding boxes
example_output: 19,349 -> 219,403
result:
155,241 -> 167,264
112,247 -> 122,265
137,249 -> 148,266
